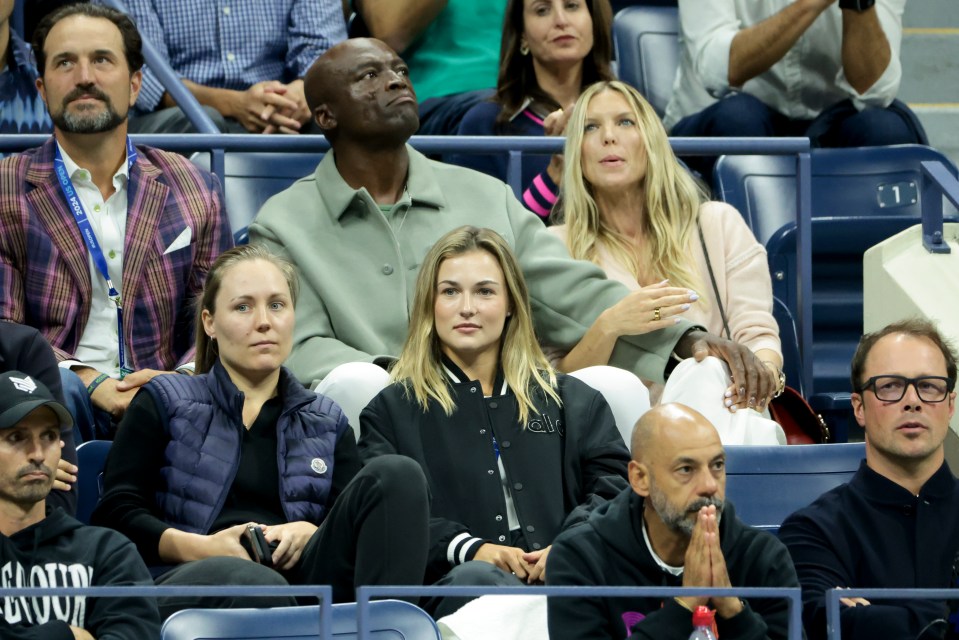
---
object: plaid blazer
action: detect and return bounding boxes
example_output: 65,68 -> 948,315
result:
0,138 -> 232,371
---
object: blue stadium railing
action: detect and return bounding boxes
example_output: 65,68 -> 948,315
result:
921,159 -> 959,253
0,583 -> 804,640
9,585 -> 957,640
358,585 -> 805,640
4,581 -> 956,638
0,134 -> 814,390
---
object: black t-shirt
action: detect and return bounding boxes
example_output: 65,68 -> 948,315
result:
211,396 -> 285,531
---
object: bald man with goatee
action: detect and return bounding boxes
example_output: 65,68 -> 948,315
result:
547,403 -> 799,640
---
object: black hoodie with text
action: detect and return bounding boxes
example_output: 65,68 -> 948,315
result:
0,509 -> 160,639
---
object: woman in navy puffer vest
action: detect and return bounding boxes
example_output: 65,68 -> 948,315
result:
93,245 -> 429,620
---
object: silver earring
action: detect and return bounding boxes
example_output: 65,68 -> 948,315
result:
520,42 -> 529,56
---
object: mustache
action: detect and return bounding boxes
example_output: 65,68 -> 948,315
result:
63,84 -> 111,106
17,462 -> 53,479
687,496 -> 724,514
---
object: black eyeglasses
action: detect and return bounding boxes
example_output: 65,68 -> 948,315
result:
858,375 -> 955,403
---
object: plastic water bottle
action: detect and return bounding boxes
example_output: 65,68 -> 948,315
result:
688,606 -> 717,640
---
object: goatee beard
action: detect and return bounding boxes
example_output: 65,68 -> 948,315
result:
54,107 -> 125,134
52,86 -> 126,134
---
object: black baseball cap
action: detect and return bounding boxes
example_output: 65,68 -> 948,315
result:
0,371 -> 73,430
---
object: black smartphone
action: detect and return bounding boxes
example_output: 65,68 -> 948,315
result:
240,524 -> 278,566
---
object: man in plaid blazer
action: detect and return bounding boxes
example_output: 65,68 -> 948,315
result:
0,4 -> 232,440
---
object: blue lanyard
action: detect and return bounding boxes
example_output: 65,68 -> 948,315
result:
53,138 -> 138,376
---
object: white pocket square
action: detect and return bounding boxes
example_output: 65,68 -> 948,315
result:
163,227 -> 192,255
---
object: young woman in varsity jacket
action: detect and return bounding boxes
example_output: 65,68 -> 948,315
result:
359,226 -> 630,618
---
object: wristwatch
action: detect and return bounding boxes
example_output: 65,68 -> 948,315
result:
838,0 -> 875,11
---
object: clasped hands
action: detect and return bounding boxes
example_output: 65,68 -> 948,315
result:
676,505 -> 744,620
473,542 -> 551,584
239,79 -> 311,134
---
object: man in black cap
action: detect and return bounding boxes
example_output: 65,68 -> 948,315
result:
0,371 -> 159,639
0,322 -> 78,516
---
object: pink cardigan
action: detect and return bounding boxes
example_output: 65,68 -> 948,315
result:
548,201 -> 781,396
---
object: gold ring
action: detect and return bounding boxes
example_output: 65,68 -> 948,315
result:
653,307 -> 662,321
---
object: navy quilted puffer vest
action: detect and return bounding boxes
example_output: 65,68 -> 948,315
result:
145,364 -> 346,534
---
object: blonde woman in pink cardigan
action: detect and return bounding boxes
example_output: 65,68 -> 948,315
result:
548,81 -> 784,444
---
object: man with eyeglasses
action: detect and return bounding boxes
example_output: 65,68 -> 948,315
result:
780,318 -> 959,640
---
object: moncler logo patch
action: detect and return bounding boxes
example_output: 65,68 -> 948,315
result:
310,458 -> 328,474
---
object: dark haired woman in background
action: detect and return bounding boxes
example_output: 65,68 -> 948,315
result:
450,0 -> 613,220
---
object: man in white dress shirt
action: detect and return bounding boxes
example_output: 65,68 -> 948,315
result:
666,0 -> 925,173
0,4 -> 232,439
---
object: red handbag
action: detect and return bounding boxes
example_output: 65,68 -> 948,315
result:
768,386 -> 830,444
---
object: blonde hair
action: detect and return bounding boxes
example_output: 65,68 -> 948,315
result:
195,244 -> 299,374
554,80 -> 706,297
391,226 -> 560,423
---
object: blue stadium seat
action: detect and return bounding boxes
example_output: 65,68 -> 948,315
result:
610,0 -> 678,17
612,5 -> 679,116
771,296 -> 803,398
76,440 -> 111,525
233,226 -> 250,246
724,442 -> 865,533
191,152 -> 323,240
713,145 -> 959,398
160,600 -> 441,640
